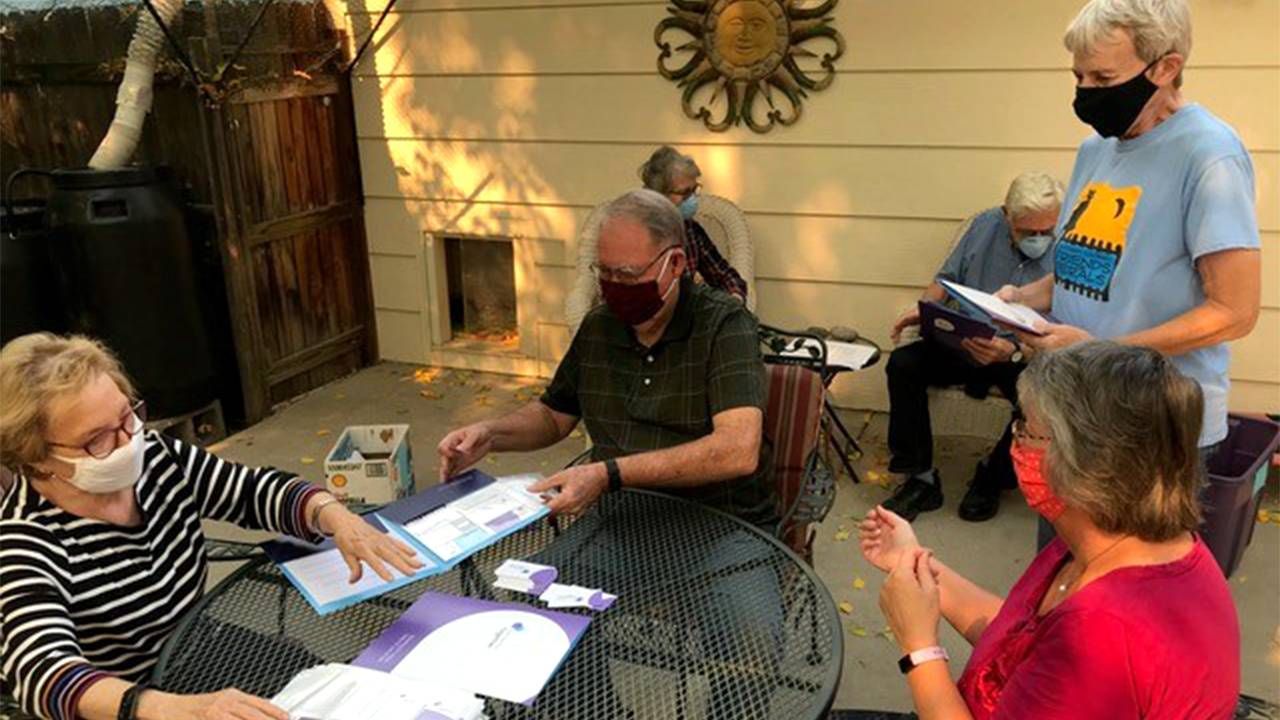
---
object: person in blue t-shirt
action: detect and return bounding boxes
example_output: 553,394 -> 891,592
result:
998,0 -> 1262,546
883,171 -> 1063,522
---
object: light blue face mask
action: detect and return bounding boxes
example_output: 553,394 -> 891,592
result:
1018,233 -> 1053,260
677,194 -> 699,220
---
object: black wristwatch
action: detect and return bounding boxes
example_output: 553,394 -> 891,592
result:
604,458 -> 622,493
118,683 -> 148,720
1010,342 -> 1025,364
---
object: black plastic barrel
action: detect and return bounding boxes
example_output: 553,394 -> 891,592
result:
2,191 -> 68,343
47,166 -> 216,419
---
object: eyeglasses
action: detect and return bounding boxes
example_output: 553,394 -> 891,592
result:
591,245 -> 678,284
1012,417 -> 1052,445
47,400 -> 147,459
669,183 -> 701,202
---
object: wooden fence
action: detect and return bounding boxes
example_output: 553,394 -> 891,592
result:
0,0 -> 377,423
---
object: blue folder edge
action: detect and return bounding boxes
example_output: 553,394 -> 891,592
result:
265,469 -> 551,615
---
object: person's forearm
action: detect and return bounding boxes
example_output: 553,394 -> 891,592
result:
1118,300 -> 1258,356
485,402 -> 572,453
933,559 -> 1003,646
922,281 -> 946,303
78,678 -> 183,720
906,661 -> 974,720
615,431 -> 757,490
1015,275 -> 1054,311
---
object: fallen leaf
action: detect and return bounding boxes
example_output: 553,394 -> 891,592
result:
472,384 -> 492,395
1258,509 -> 1272,524
419,389 -> 443,400
412,367 -> 443,384
853,577 -> 866,591
335,393 -> 346,400
834,526 -> 851,542
1237,575 -> 1248,584
849,625 -> 868,637
300,457 -> 316,465
838,601 -> 853,615
316,429 -> 331,437
570,429 -> 584,439
475,396 -> 493,407
486,456 -> 499,464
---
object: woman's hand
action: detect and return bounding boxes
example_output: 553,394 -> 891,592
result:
880,549 -> 942,654
325,508 -> 423,583
141,688 -> 288,720
859,505 -> 921,573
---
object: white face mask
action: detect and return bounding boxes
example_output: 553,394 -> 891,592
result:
51,428 -> 145,494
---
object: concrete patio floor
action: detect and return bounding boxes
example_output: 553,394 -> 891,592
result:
202,362 -> 1280,712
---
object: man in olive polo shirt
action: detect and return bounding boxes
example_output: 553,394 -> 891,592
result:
437,189 -> 776,529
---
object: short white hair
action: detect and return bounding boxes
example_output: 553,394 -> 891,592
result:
1004,171 -> 1065,220
1064,0 -> 1192,66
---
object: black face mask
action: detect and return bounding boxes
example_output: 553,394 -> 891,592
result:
1073,59 -> 1160,138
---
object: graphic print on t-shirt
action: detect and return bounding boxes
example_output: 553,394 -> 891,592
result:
1053,182 -> 1142,301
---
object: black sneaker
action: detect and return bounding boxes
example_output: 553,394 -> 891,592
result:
958,469 -> 1003,522
883,475 -> 943,521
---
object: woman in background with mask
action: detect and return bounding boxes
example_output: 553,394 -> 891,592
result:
850,341 -> 1238,719
638,146 -> 748,301
0,334 -> 423,720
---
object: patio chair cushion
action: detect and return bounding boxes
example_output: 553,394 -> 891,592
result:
763,363 -> 826,554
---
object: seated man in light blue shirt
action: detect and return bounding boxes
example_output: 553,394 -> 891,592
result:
885,171 -> 1063,522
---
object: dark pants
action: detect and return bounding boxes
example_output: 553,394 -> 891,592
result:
887,339 -> 1024,487
1035,442 -> 1223,551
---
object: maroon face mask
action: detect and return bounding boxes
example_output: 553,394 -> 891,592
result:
599,251 -> 677,326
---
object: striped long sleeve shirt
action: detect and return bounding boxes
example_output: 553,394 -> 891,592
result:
0,432 -> 321,720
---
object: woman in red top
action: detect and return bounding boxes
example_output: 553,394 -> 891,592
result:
858,341 -> 1239,719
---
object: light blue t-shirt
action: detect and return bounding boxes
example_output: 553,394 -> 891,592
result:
1052,104 -> 1260,446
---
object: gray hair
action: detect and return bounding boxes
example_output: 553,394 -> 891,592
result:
638,146 -> 701,194
1004,171 -> 1065,220
1017,341 -> 1204,542
602,189 -> 687,250
1064,0 -> 1191,85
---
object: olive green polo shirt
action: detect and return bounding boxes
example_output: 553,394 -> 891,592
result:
541,278 -> 776,527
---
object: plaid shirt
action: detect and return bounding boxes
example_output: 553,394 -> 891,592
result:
684,219 -> 748,300
541,277 -> 775,527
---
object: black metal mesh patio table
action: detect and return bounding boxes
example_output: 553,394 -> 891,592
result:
151,489 -> 843,719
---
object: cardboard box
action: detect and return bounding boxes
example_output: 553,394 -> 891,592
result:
324,424 -> 414,505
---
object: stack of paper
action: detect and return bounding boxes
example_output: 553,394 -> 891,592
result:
271,663 -> 486,720
493,559 -> 558,595
539,583 -> 617,611
938,280 -> 1048,335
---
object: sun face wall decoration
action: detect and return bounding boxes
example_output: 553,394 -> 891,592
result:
655,0 -> 845,133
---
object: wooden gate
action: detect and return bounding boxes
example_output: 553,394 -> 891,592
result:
211,78 -> 377,418
1,1 -> 377,424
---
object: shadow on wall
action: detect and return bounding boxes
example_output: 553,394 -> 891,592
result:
344,3 -> 573,245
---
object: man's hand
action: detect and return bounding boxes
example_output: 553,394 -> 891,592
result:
994,284 -> 1020,304
1015,322 -> 1092,355
437,422 -> 493,480
891,306 -> 922,344
527,463 -> 608,516
960,336 -> 1016,366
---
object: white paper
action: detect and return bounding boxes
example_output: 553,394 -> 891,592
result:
279,525 -> 436,610
780,338 -> 877,370
938,280 -> 1047,334
391,609 -> 574,705
272,663 -> 485,720
538,583 -> 617,610
493,559 -> 558,595
404,507 -> 491,563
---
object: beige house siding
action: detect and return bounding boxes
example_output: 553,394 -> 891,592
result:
347,0 -> 1279,413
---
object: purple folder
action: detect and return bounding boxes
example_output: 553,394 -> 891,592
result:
919,301 -> 995,356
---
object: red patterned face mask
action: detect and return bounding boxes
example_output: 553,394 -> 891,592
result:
1010,443 -> 1067,521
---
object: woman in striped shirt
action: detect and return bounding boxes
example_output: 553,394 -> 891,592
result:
0,334 -> 423,720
